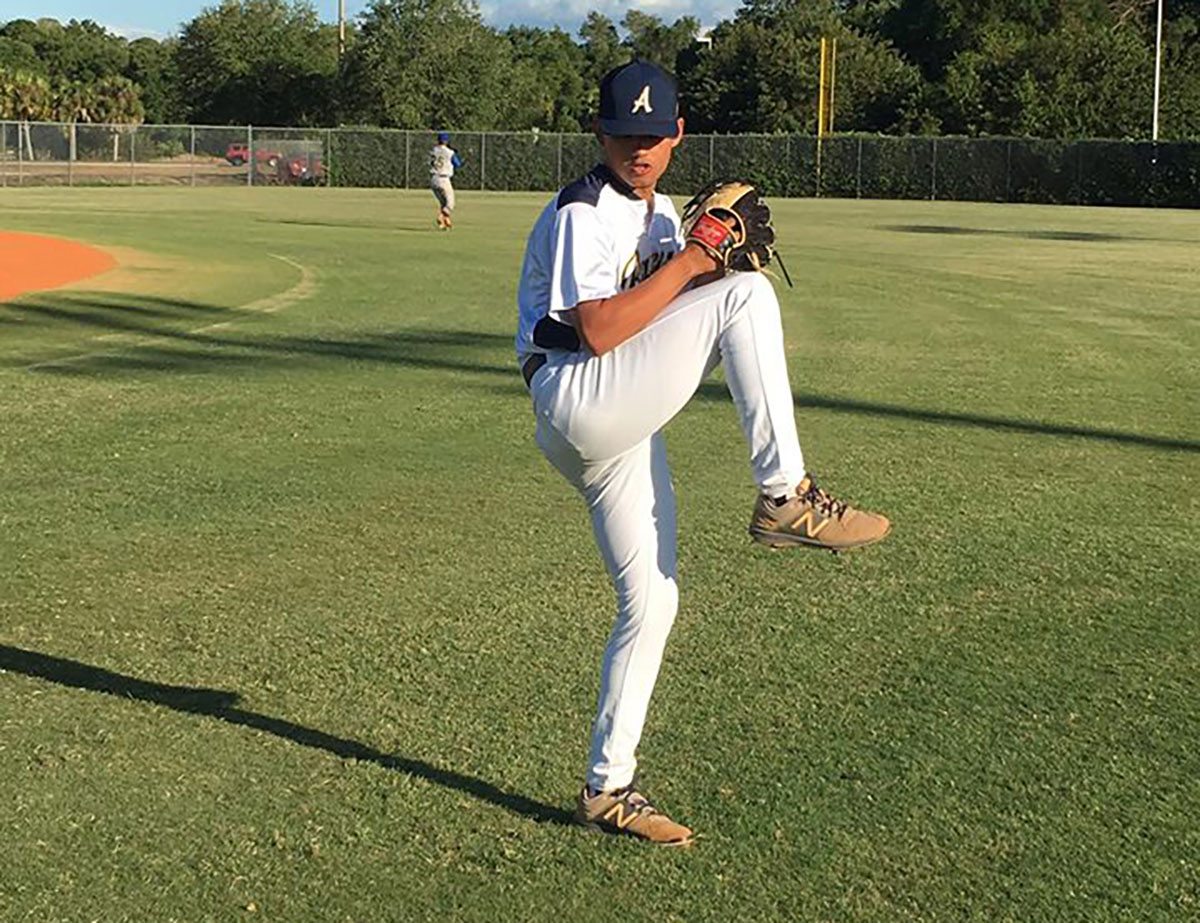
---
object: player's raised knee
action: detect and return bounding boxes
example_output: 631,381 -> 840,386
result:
738,268 -> 776,296
721,268 -> 779,310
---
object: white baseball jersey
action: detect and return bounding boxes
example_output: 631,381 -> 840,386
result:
430,143 -> 457,177
515,164 -> 683,360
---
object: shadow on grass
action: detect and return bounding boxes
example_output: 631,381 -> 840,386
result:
6,292 -> 1197,454
0,644 -> 573,827
263,218 -> 432,233
692,382 -> 1200,454
3,293 -> 517,377
880,224 -> 1133,242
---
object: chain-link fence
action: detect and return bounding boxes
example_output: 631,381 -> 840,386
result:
3,121 -> 1198,207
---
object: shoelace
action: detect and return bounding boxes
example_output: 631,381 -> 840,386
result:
802,479 -> 848,520
614,786 -> 658,816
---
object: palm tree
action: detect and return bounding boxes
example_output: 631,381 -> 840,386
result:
53,81 -> 96,122
52,81 -> 97,162
1,70 -> 53,160
91,76 -> 146,162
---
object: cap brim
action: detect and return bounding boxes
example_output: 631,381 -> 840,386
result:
598,117 -> 679,138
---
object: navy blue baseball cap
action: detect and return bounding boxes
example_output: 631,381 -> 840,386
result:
437,131 -> 450,142
598,60 -> 680,138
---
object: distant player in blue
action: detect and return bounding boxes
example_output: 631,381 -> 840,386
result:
430,131 -> 462,230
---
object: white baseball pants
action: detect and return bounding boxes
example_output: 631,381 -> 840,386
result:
528,271 -> 807,792
431,176 -> 455,211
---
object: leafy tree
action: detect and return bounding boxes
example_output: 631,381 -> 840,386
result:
0,35 -> 41,73
579,12 -> 627,85
620,11 -> 700,72
0,18 -> 130,83
681,1 -> 923,133
877,0 -> 1113,80
941,19 -> 1148,137
504,26 -> 589,130
176,0 -> 337,125
343,0 -> 516,129
125,38 -> 185,124
53,19 -> 131,83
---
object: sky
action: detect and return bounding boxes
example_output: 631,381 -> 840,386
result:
1,0 -> 742,40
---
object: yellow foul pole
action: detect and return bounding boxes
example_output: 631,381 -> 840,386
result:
818,37 -> 828,137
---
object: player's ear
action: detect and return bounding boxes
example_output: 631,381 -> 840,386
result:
669,118 -> 685,148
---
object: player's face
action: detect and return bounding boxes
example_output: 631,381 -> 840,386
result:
598,121 -> 685,200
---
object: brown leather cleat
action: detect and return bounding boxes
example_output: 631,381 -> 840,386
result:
574,785 -> 695,847
750,475 -> 891,551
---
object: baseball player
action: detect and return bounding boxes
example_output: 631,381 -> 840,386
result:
514,61 -> 891,846
429,131 -> 461,230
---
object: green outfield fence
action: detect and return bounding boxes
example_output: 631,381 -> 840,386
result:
2,120 -> 1198,207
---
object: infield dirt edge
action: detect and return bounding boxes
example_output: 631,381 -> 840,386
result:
0,231 -> 118,301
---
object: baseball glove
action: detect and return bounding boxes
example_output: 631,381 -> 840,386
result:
680,180 -> 789,283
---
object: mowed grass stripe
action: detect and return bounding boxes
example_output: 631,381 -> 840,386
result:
0,188 -> 1196,922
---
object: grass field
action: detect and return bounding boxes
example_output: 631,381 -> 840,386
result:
1,186 -> 1197,922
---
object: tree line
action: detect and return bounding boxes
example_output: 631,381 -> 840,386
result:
1,0 -> 1198,140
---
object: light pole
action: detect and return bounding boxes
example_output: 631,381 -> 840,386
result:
1152,0 -> 1164,140
339,0 -> 346,58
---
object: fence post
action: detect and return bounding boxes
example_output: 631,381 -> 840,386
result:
1,121 -> 6,189
556,132 -> 563,188
930,137 -> 938,201
481,132 -> 487,190
326,128 -> 334,188
404,130 -> 410,189
708,135 -> 714,181
816,133 -> 822,198
1075,141 -> 1084,206
1005,140 -> 1012,202
190,125 -> 196,187
247,124 -> 254,187
856,136 -> 863,199
130,125 -> 136,187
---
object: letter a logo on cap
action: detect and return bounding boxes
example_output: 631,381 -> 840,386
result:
631,85 -> 653,115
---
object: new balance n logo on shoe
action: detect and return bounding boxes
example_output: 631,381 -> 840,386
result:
791,508 -> 831,538
602,802 -> 640,830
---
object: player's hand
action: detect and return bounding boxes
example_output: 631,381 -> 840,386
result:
683,240 -> 723,276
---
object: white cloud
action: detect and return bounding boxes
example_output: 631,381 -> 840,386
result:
101,23 -> 169,41
479,0 -> 741,34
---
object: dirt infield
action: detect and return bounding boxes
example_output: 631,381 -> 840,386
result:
0,231 -> 116,301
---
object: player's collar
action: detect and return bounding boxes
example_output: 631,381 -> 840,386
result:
592,163 -> 642,202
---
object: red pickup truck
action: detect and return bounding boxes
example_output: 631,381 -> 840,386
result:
224,143 -> 281,167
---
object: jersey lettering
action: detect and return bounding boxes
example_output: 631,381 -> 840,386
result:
430,144 -> 455,176
516,167 -> 683,359
631,86 -> 653,115
620,250 -> 672,290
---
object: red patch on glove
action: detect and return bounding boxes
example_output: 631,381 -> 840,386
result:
690,213 -> 733,252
